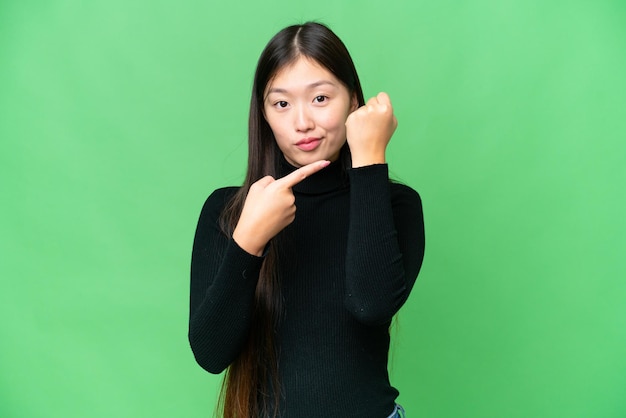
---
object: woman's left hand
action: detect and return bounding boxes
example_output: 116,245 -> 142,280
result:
345,92 -> 398,168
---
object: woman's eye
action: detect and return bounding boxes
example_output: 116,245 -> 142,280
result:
275,101 -> 288,108
314,95 -> 327,103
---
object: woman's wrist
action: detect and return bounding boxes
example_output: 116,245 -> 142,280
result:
350,151 -> 386,168
232,227 -> 266,257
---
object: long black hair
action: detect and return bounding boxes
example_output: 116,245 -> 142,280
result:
218,22 -> 365,418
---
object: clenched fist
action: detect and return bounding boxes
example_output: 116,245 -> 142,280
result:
345,92 -> 398,168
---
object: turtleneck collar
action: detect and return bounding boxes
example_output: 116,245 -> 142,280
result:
279,156 -> 349,195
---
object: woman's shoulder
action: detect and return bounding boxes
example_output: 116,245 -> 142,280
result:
388,181 -> 424,219
198,186 -> 240,221
390,180 -> 422,202
206,186 -> 240,203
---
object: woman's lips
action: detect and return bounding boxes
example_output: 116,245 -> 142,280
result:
295,137 -> 322,151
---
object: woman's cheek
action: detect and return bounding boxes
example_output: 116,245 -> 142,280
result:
321,110 -> 346,131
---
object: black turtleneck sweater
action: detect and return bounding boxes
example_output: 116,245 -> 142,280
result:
189,160 -> 425,417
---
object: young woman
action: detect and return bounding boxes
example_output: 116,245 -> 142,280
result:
189,22 -> 425,418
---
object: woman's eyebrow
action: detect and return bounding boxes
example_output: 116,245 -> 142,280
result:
266,80 -> 338,94
307,80 -> 337,89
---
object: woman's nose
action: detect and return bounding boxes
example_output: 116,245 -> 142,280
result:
294,105 -> 314,132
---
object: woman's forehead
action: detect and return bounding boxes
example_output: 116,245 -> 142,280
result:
265,57 -> 341,94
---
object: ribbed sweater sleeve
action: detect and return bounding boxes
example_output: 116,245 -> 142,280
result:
344,164 -> 425,325
188,188 -> 263,374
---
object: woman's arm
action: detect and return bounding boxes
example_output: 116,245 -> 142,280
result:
188,188 -> 264,374
189,161 -> 331,373
344,164 -> 425,325
343,92 -> 425,325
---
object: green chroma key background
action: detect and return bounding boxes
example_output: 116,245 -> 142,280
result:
1,0 -> 625,417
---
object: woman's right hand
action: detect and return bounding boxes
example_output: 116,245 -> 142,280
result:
232,160 -> 330,256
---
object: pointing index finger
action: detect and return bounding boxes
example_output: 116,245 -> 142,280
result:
277,160 -> 331,188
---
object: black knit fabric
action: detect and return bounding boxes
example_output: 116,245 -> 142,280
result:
189,160 -> 425,417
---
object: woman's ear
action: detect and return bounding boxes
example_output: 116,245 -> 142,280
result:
350,93 -> 359,112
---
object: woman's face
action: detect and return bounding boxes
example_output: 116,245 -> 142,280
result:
263,56 -> 357,168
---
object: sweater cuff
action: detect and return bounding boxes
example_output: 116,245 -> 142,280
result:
228,237 -> 267,261
218,239 -> 265,287
347,163 -> 389,188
